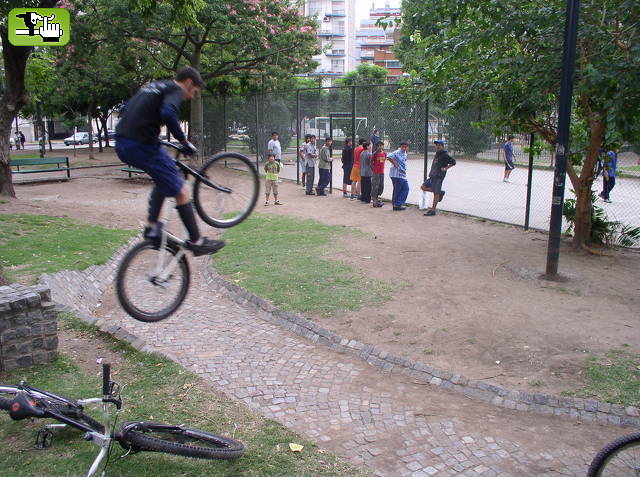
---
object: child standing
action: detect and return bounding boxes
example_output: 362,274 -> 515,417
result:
264,153 -> 282,206
359,141 -> 372,203
349,138 -> 365,200
371,141 -> 386,207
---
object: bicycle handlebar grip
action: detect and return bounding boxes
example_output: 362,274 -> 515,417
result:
102,363 -> 111,396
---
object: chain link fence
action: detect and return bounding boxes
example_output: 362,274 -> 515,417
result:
203,84 -> 640,243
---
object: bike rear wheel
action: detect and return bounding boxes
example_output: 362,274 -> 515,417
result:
193,152 -> 259,228
115,240 -> 190,322
117,421 -> 245,460
587,432 -> 640,477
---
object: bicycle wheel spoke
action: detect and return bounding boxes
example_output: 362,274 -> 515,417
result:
194,153 -> 259,228
116,242 -> 189,322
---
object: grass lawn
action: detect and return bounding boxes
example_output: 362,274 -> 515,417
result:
0,214 -> 136,284
214,214 -> 395,317
563,348 -> 640,407
0,313 -> 370,477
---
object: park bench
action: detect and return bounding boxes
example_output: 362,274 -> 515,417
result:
11,157 -> 71,179
121,166 -> 147,178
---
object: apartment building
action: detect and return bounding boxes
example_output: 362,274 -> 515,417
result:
355,2 -> 402,78
304,0 -> 357,80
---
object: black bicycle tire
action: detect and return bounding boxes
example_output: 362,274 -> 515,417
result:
193,152 -> 259,228
117,421 -> 245,460
0,385 -> 103,432
587,432 -> 640,477
115,240 -> 190,322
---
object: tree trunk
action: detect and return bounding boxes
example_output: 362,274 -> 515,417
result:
190,51 -> 204,167
87,109 -> 95,160
570,114 -> 606,248
0,25 -> 33,197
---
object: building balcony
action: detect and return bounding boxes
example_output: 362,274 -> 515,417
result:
325,50 -> 345,56
325,11 -> 346,16
360,53 -> 375,60
318,31 -> 345,37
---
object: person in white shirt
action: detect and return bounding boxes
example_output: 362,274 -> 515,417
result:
267,132 -> 282,163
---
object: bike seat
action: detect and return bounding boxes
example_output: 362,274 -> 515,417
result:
8,392 -> 46,420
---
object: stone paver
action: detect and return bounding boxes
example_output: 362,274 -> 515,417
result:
80,261 -> 623,477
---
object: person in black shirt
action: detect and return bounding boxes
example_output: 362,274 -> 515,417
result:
115,67 -> 224,256
341,137 -> 353,198
423,140 -> 456,216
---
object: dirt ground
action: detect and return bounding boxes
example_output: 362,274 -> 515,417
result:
2,147 -> 639,398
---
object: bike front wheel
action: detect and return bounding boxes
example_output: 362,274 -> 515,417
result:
117,421 -> 245,460
115,240 -> 190,322
587,432 -> 640,477
193,152 -> 259,228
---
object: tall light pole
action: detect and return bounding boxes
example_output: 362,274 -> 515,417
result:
545,0 -> 580,279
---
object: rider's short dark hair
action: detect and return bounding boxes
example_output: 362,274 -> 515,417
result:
176,67 -> 204,87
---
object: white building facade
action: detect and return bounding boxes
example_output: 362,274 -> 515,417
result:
304,0 -> 357,79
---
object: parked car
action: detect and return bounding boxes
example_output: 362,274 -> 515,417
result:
64,132 -> 98,146
99,130 -> 116,140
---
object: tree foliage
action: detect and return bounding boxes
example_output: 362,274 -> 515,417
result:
396,0 -> 640,247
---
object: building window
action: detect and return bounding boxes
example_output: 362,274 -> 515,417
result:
331,59 -> 344,72
385,60 -> 401,68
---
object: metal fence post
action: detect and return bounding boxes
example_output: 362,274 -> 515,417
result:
223,96 -> 227,153
254,95 -> 260,170
329,112 -> 333,193
351,85 -> 356,154
296,89 -> 300,185
423,98 -> 429,182
524,132 -> 535,230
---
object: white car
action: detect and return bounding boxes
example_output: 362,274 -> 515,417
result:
64,132 -> 98,146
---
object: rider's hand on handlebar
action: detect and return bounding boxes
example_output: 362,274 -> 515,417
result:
180,140 -> 198,156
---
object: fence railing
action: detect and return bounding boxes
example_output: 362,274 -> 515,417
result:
203,84 -> 640,241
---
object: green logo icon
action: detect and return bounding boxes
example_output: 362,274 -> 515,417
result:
8,8 -> 70,46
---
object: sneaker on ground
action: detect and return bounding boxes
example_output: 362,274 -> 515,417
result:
186,237 -> 226,256
424,209 -> 436,216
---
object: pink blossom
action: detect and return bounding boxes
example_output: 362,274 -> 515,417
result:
269,26 -> 276,34
231,9 -> 237,14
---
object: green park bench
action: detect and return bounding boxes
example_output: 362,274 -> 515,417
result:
120,166 -> 147,178
11,157 -> 71,179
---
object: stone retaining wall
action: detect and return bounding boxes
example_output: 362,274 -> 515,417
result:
0,284 -> 58,371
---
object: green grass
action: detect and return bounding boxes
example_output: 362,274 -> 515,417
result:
214,214 -> 394,317
0,214 -> 136,284
0,313 -> 370,477
565,349 -> 640,407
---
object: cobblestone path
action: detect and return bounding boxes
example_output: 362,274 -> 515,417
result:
95,263 -> 622,477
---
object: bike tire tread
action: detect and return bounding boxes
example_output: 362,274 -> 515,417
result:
587,432 -> 640,477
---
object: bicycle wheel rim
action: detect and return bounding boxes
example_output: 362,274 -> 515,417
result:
194,153 -> 259,228
588,433 -> 640,477
118,422 -> 245,460
116,241 -> 190,322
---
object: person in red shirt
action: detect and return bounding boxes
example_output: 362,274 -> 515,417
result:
349,138 -> 365,200
371,141 -> 386,207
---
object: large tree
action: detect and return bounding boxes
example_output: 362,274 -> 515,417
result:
1,0 -> 58,197
104,0 -> 320,163
396,0 -> 640,248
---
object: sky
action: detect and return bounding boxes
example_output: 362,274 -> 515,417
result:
355,0 -> 401,24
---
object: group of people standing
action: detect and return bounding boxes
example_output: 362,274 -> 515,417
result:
12,131 -> 26,150
297,132 -> 456,216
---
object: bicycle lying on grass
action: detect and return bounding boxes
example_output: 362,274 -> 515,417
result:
587,431 -> 640,476
0,363 -> 245,477
115,141 -> 259,322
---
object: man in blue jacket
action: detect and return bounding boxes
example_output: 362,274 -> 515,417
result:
116,67 -> 224,256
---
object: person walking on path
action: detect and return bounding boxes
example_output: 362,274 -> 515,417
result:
371,141 -> 386,207
424,139 -> 456,216
503,135 -> 515,182
316,137 -> 333,196
19,131 -> 26,149
264,153 -> 282,206
359,141 -> 373,204
115,66 -> 224,256
303,134 -> 318,195
341,137 -> 353,198
388,141 -> 409,211
599,148 -> 618,203
350,138 -> 365,200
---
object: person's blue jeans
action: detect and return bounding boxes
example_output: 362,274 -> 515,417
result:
391,177 -> 409,206
317,168 -> 331,192
305,166 -> 315,193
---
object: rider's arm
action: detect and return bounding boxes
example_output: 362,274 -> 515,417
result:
159,103 -> 186,143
